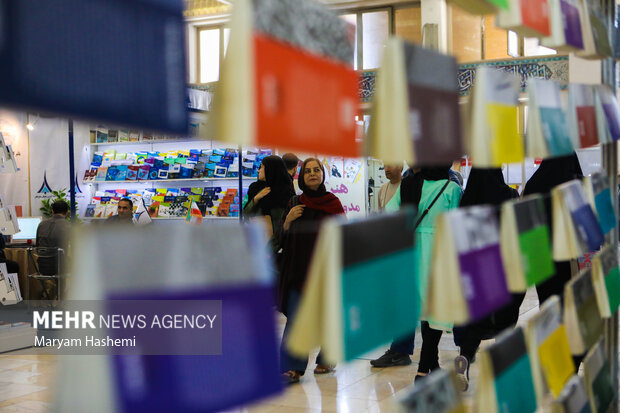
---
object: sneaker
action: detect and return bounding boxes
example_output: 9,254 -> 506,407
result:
370,349 -> 412,367
454,355 -> 469,391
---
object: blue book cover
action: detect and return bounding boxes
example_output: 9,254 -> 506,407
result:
213,148 -> 225,156
93,152 -> 103,164
115,165 -> 128,181
105,166 -> 119,181
571,206 -> 605,252
148,168 -> 159,180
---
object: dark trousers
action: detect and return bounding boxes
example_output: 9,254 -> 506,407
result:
390,321 -> 442,373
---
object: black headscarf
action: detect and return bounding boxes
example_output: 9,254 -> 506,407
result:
400,166 -> 451,209
460,168 -> 519,207
523,153 -> 583,196
247,155 -> 294,213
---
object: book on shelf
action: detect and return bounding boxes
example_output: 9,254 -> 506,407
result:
526,78 -> 574,158
577,2 -> 612,59
95,126 -> 108,143
469,67 -> 523,167
583,339 -> 614,413
542,0 -> 584,51
497,0 -> 551,37
552,375 -> 592,413
588,171 -> 617,235
525,296 -> 575,402
563,269 -> 603,355
0,205 -> 20,236
427,205 -> 510,324
591,245 -> 620,318
0,263 -> 21,305
552,180 -> 604,260
475,327 -> 537,413
288,210 -> 418,363
500,194 -> 554,292
396,369 -> 466,413
210,0 -> 358,157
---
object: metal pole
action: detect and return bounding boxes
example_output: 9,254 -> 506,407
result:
68,120 -> 76,222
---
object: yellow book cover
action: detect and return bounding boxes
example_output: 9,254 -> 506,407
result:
538,325 -> 575,397
487,103 -> 523,165
152,196 -> 165,203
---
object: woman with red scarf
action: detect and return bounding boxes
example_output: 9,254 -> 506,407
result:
276,158 -> 345,384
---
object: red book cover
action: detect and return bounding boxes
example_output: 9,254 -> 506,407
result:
253,34 -> 359,157
576,106 -> 599,148
521,0 -> 551,36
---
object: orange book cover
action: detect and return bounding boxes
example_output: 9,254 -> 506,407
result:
253,34 -> 359,157
521,0 -> 551,36
576,106 -> 599,148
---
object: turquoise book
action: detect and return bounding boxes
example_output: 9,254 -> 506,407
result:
341,208 -> 419,360
488,328 -> 537,413
591,171 -> 616,235
539,107 -> 574,156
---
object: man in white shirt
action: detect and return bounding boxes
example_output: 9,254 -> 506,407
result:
378,164 -> 403,210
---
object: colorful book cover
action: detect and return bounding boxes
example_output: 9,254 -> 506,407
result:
118,129 -> 129,142
158,202 -> 172,217
596,85 -> 620,142
253,34 -> 358,157
520,0 -> 550,36
95,167 -> 108,182
531,297 -> 575,397
598,246 -> 620,315
148,201 -> 160,218
568,269 -> 603,352
129,130 -> 140,141
115,165 -> 128,181
403,43 -> 463,165
96,126 -> 108,143
561,181 -> 605,253
488,328 -> 537,413
85,205 -> 96,218
584,340 -> 614,413
137,165 -> 150,180
513,196 -> 554,286
570,84 -> 599,148
449,206 -> 511,321
561,0 -> 584,48
105,203 -> 118,218
340,210 -> 419,360
107,130 -> 118,142
591,172 -> 616,234
105,166 -> 119,181
398,369 -> 465,412
127,165 -> 139,181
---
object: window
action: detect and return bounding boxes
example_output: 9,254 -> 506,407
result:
197,26 -> 230,83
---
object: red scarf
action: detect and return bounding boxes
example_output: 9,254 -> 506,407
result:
299,193 -> 345,215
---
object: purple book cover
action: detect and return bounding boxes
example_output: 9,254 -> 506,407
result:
602,103 -> 620,141
458,244 -> 511,321
561,0 -> 583,49
111,285 -> 282,413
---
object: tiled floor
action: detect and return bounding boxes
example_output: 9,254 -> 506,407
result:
0,289 -> 569,412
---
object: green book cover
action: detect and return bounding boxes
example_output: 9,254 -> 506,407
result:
341,210 -> 419,361
490,329 -> 537,413
519,225 -> 554,286
591,362 -> 614,413
605,266 -> 620,314
572,271 -> 603,349
488,0 -> 509,9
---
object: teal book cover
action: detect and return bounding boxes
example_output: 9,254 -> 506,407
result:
594,189 -> 616,234
340,209 -> 419,360
490,328 -> 537,413
540,107 -> 574,156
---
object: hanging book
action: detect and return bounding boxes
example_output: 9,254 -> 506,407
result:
526,296 -> 575,402
288,209 -> 419,363
396,369 -> 466,413
0,205 -> 19,236
583,339 -> 615,413
65,222 -> 283,413
577,2 -> 612,59
589,171 -> 617,235
446,0 -> 509,15
567,84 -> 600,149
542,0 -> 585,51
526,78 -> 574,158
552,376 -> 593,413
427,206 -> 511,325
592,245 -> 620,318
474,328 -> 537,413
594,85 -> 620,143
469,67 -> 523,167
500,195 -> 554,292
368,40 -> 462,166
497,0 -> 551,38
563,269 -> 603,355
209,0 -> 358,157
552,180 -> 604,261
